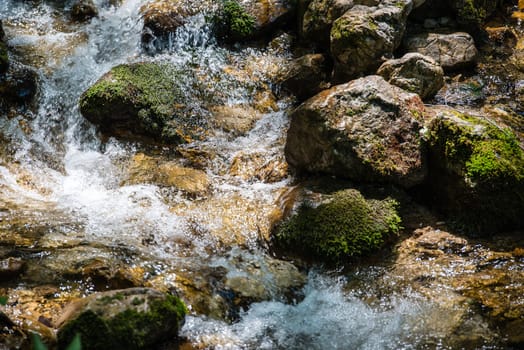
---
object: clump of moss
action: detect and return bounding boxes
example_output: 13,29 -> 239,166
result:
426,111 -> 524,233
57,292 -> 187,350
216,0 -> 255,41
274,189 -> 401,264
454,0 -> 499,26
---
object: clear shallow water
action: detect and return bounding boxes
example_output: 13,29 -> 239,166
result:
0,1 -> 508,349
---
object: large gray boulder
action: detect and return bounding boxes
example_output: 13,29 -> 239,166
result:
330,0 -> 413,82
377,52 -> 444,100
403,32 -> 478,70
56,288 -> 187,350
285,75 -> 427,188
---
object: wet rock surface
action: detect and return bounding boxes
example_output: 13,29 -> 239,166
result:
285,75 -> 428,188
388,226 -> 524,347
330,0 -> 413,81
377,52 -> 444,99
403,32 -> 478,70
277,53 -> 331,101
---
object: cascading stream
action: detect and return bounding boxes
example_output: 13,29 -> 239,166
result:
0,1 -> 514,349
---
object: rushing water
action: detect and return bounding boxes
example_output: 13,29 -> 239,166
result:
0,1 -> 516,349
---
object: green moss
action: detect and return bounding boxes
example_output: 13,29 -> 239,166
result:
57,293 -> 187,350
455,0 -> 499,25
426,112 -> 524,233
275,189 -> 401,264
466,130 -> 524,181
221,0 -> 255,40
429,113 -> 524,183
79,62 -> 192,142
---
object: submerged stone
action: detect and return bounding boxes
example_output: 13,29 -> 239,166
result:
70,0 -> 98,22
424,107 -> 524,233
274,189 -> 402,264
56,288 -> 187,350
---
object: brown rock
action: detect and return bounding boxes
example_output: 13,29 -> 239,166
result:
285,75 -> 428,188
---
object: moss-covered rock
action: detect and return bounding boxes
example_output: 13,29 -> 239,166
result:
274,189 -> 402,264
79,62 -> 207,143
56,288 -> 187,350
300,0 -> 354,46
425,107 -> 524,233
219,0 -> 256,41
451,0 -> 500,26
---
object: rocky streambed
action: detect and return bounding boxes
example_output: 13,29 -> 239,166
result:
0,0 -> 523,349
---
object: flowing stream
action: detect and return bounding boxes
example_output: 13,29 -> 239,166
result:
0,1 -> 517,349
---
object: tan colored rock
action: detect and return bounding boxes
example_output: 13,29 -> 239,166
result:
125,153 -> 210,196
390,226 -> 524,345
210,105 -> 262,136
377,52 -> 444,99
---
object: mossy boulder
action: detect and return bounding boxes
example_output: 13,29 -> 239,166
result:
79,62 -> 207,143
425,107 -> 524,233
330,0 -> 413,82
56,288 -> 187,350
274,189 -> 402,264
